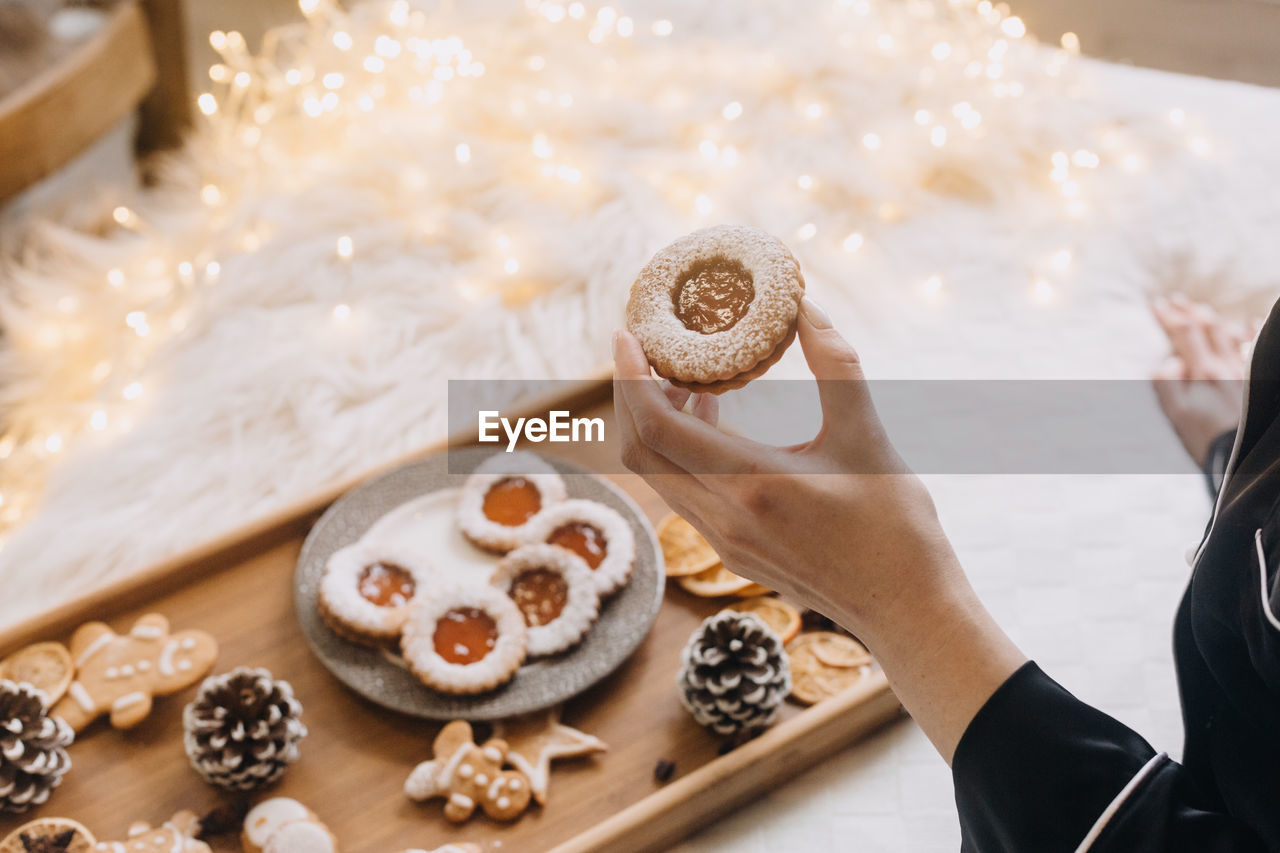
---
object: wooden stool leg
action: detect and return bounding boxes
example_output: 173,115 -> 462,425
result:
137,0 -> 191,154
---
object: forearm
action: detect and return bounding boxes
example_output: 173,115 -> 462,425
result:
828,537 -> 1026,764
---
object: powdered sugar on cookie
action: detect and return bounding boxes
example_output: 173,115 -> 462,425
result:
318,541 -> 434,646
522,499 -> 636,598
401,585 -> 528,694
491,544 -> 600,657
626,225 -> 804,391
457,452 -> 567,553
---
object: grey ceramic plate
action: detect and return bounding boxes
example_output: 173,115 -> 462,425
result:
295,449 -> 665,720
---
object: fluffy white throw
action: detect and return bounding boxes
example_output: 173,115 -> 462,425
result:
1,0 -> 1278,631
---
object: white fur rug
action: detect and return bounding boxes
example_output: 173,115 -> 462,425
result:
1,0 -> 1278,627
4,2 -> 1280,849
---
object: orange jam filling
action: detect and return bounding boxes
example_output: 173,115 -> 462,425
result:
357,562 -> 416,607
673,258 -> 755,334
547,522 -> 607,569
509,568 -> 570,627
433,607 -> 498,664
482,477 -> 542,526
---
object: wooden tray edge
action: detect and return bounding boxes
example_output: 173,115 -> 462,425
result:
552,671 -> 905,853
0,370 -> 614,651
0,0 -> 157,200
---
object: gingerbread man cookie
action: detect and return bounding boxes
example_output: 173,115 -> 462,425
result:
93,811 -> 210,853
404,720 -> 532,822
242,799 -> 338,853
51,615 -> 218,731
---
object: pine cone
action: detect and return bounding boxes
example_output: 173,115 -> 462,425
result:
677,611 -> 791,736
0,680 -> 73,813
183,667 -> 306,791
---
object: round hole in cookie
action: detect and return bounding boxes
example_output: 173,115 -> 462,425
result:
433,607 -> 499,664
672,257 -> 755,334
509,568 -> 570,627
357,561 -> 416,607
482,477 -> 542,526
546,522 -> 607,569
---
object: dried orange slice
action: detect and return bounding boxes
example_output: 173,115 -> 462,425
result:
0,641 -> 73,704
676,562 -> 756,597
788,661 -> 868,705
722,596 -> 802,644
788,632 -> 871,669
786,633 -> 872,705
658,513 -> 721,577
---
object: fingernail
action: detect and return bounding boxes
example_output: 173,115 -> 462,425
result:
800,296 -> 831,329
611,329 -> 622,359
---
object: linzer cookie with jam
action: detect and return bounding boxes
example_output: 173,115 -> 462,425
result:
400,585 -> 528,694
521,498 -> 636,597
491,544 -> 600,657
457,452 -> 567,553
626,224 -> 805,394
318,541 -> 433,648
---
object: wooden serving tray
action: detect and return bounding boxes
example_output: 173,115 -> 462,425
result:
0,0 -> 156,202
0,379 -> 902,853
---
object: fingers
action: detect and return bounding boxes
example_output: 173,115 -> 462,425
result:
1153,295 -> 1211,374
690,393 -> 719,426
663,382 -> 692,411
1152,355 -> 1186,382
796,296 -> 880,439
612,329 -> 765,476
1189,301 -> 1238,362
613,338 -> 683,477
797,296 -> 863,378
613,327 -> 657,382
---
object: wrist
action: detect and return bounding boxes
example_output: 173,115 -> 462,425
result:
828,523 -> 966,648
830,546 -> 1026,762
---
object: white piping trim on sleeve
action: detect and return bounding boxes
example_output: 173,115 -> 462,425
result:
1073,752 -> 1166,853
1253,529 -> 1280,632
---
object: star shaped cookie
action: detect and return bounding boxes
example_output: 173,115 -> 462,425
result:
491,706 -> 606,805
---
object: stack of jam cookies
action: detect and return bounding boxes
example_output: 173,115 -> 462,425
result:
317,453 -> 636,695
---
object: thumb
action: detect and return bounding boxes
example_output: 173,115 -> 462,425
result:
797,296 -> 874,424
796,297 -> 899,467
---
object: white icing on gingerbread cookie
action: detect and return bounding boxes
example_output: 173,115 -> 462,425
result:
242,799 -> 336,853
93,811 -> 209,853
404,720 -> 532,822
52,615 -> 218,731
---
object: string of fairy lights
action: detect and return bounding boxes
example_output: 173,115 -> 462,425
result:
0,0 -> 1221,554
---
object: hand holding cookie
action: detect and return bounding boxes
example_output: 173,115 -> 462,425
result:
615,293 -> 1027,761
